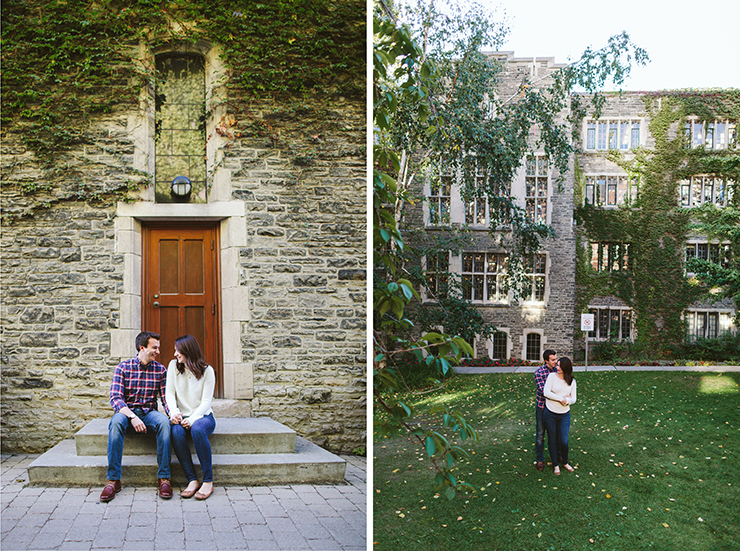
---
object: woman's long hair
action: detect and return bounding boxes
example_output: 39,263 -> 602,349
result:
174,335 -> 208,380
559,356 -> 574,386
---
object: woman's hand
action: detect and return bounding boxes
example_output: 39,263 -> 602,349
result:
181,418 -> 191,429
170,413 -> 183,425
560,398 -> 568,406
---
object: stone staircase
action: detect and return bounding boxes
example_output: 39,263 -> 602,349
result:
27,417 -> 346,487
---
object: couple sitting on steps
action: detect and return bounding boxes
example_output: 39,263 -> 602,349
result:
100,331 -> 217,502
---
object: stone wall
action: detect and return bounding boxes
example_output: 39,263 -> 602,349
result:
229,102 -> 367,453
0,97 -> 367,454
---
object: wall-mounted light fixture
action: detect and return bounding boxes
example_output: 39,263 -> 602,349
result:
171,176 -> 192,201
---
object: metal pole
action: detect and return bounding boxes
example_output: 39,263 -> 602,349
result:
585,336 -> 588,372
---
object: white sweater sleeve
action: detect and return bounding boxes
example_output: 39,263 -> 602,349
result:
543,373 -> 561,402
165,360 -> 180,418
568,380 -> 577,405
186,366 -> 216,423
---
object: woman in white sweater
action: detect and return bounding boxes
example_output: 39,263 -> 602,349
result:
542,356 -> 577,475
166,335 -> 216,499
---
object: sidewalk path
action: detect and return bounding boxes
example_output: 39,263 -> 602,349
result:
454,364 -> 740,374
0,454 -> 366,551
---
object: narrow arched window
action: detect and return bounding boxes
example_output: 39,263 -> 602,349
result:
155,54 -> 206,203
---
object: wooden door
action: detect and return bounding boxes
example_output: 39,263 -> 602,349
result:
143,223 -> 222,398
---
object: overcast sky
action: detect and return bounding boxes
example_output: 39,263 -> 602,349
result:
491,0 -> 739,91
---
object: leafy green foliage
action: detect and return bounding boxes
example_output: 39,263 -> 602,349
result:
374,10 -> 478,499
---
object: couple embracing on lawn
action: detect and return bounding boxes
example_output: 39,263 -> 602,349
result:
534,349 -> 577,475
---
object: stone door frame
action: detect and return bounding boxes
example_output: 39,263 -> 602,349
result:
112,201 -> 253,400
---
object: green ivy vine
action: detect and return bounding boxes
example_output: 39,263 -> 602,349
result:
1,0 -> 365,221
575,89 -> 740,354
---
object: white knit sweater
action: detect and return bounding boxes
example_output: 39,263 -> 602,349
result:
543,372 -> 577,414
165,360 -> 215,423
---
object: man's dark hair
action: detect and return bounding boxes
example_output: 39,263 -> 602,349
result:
135,331 -> 160,352
543,349 -> 556,362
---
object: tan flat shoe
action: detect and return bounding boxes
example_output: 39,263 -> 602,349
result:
194,484 -> 214,500
180,482 -> 200,498
563,464 -> 575,472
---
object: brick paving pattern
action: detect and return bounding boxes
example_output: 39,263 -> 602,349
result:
0,455 -> 366,551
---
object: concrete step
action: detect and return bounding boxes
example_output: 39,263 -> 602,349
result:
75,418 -> 295,456
28,437 -> 346,486
27,417 -> 347,487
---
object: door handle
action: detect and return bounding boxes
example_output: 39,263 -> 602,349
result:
153,302 -> 159,308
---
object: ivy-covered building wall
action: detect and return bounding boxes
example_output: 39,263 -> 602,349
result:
408,52 -> 738,362
0,0 -> 367,454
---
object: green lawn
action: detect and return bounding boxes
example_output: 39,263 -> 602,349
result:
373,371 -> 740,551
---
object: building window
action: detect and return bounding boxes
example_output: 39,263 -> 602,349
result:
684,119 -> 737,150
587,307 -> 632,341
686,311 -> 734,340
685,242 -> 731,271
679,176 -> 732,207
461,252 -> 508,303
463,170 -> 511,228
590,243 -> 630,272
525,333 -> 541,361
523,254 -> 546,302
464,171 -> 488,227
424,252 -> 449,301
525,155 -> 548,224
584,175 -> 639,207
585,119 -> 640,151
427,175 -> 452,226
155,54 -> 206,203
492,332 -> 507,359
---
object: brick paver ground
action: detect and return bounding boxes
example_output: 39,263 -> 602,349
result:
0,454 -> 366,551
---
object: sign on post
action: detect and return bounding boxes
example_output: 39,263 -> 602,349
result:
581,314 -> 595,370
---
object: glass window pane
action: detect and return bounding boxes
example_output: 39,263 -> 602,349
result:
621,310 -> 632,340
631,122 -> 640,148
526,334 -> 541,361
598,122 -> 607,149
620,122 -> 630,149
608,122 -> 618,149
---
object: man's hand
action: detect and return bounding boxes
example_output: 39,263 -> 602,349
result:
170,413 -> 183,425
131,416 -> 147,433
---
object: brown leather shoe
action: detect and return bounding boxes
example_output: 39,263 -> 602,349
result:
158,478 -> 173,499
536,462 -> 544,471
100,480 -> 121,502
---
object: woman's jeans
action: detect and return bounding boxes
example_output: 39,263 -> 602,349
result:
542,407 -> 570,468
171,413 -> 216,483
107,409 -> 171,480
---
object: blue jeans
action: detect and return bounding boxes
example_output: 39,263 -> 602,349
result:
171,414 -> 216,483
535,406 -> 546,462
107,409 -> 171,480
543,407 -> 570,468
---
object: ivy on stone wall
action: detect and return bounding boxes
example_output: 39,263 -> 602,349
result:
1,0 -> 365,221
575,90 -> 740,354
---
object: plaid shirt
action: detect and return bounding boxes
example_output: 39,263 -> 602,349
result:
110,357 -> 168,415
534,363 -> 555,409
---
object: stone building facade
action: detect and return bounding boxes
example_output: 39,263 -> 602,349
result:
1,38 -> 366,454
408,52 -> 736,362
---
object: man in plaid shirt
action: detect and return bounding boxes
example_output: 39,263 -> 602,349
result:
100,331 -> 173,502
534,349 -> 558,471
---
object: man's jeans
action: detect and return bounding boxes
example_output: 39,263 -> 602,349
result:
535,406 -> 546,463
107,409 -> 171,480
171,414 -> 216,483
